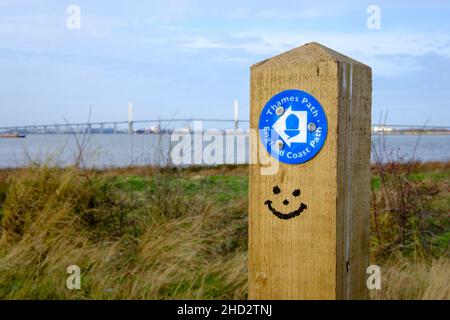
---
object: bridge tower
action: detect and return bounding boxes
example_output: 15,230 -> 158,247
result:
234,100 -> 239,130
128,102 -> 134,134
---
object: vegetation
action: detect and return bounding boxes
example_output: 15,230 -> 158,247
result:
0,162 -> 448,299
371,162 -> 450,262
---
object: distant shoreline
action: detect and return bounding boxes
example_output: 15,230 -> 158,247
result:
372,132 -> 450,135
1,161 -> 449,174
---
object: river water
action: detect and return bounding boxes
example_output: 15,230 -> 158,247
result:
0,134 -> 449,168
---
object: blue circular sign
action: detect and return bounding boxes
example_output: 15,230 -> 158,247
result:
258,89 -> 328,165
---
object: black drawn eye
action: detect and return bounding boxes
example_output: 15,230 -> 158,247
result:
273,186 -> 281,194
292,189 -> 300,197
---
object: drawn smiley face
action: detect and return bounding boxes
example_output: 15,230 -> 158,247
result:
264,185 -> 307,220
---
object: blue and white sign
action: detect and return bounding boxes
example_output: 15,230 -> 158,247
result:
258,89 -> 328,165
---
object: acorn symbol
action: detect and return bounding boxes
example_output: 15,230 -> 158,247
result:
284,114 -> 300,139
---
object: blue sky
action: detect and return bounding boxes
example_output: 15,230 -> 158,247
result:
0,0 -> 450,127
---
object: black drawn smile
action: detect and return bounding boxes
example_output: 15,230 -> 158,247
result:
264,200 -> 307,220
264,185 -> 307,220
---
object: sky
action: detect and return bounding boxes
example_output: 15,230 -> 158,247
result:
0,0 -> 450,127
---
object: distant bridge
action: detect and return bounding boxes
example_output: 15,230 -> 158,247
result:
0,119 -> 449,135
0,118 -> 249,134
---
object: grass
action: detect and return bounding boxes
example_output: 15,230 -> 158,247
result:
370,256 -> 450,300
370,162 -> 450,262
0,162 -> 448,299
0,165 -> 248,299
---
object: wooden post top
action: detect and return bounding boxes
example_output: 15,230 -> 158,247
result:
252,42 -> 370,70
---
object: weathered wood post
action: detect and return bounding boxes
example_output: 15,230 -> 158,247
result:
249,42 -> 372,299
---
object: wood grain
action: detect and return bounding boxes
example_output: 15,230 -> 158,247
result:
248,42 -> 372,300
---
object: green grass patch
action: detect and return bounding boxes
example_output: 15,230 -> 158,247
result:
112,175 -> 147,192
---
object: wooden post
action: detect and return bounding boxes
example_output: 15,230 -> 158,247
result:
249,42 -> 372,299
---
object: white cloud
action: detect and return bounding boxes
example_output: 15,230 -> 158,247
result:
180,31 -> 450,75
228,7 -> 339,19
181,38 -> 234,50
363,56 -> 422,76
227,31 -> 450,57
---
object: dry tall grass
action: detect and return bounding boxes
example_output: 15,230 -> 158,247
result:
0,166 -> 247,299
371,256 -> 450,300
368,157 -> 449,300
370,161 -> 449,261
0,163 -> 448,300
